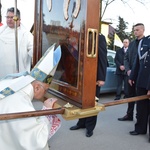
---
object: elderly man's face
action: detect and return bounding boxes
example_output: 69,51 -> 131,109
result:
33,81 -> 49,100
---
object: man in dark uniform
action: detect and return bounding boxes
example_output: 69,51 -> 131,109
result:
118,23 -> 145,121
129,35 -> 150,143
69,34 -> 107,137
114,39 -> 129,100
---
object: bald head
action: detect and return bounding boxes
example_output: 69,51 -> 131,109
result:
31,81 -> 49,100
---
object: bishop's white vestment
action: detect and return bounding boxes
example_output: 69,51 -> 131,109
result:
0,83 -> 61,150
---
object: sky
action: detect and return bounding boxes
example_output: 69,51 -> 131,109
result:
1,0 -> 35,31
102,0 -> 150,36
1,0 -> 150,36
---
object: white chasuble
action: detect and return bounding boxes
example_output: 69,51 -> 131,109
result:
0,84 -> 61,150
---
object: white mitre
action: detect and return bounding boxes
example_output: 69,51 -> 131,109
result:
0,44 -> 61,99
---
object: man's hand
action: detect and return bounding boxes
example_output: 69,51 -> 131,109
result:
127,70 -> 131,76
147,90 -> 150,96
128,79 -> 135,86
120,65 -> 125,71
44,98 -> 57,109
96,80 -> 105,87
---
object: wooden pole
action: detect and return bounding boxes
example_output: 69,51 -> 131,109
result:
0,0 -> 2,24
103,95 -> 150,107
14,0 -> 19,72
0,107 -> 65,120
0,95 -> 149,121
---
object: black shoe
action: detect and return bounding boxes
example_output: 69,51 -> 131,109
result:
118,115 -> 133,121
129,131 -> 139,135
114,97 -> 120,100
70,125 -> 83,130
129,131 -> 146,135
86,130 -> 93,137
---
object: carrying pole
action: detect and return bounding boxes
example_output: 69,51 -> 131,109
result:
0,107 -> 65,120
103,95 -> 150,107
14,0 -> 19,72
0,95 -> 149,121
0,0 -> 2,24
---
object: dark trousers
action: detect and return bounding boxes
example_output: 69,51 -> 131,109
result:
135,87 -> 150,135
96,85 -> 101,98
116,74 -> 128,98
76,85 -> 100,132
126,78 -> 136,118
77,116 -> 97,132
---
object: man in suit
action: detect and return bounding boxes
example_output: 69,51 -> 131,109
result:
128,35 -> 150,142
118,23 -> 145,121
69,34 -> 107,137
114,39 -> 129,100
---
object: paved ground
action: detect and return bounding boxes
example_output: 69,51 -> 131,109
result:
33,93 -> 150,150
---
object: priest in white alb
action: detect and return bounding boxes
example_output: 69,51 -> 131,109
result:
0,7 -> 33,79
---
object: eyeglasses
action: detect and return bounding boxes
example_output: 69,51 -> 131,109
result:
5,16 -> 14,19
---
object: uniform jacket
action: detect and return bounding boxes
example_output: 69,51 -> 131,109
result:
115,47 -> 126,75
130,35 -> 150,90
